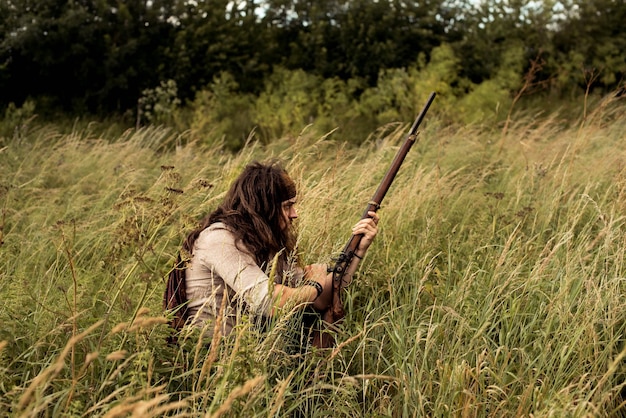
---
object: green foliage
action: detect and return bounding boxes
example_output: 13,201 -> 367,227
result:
2,0 -> 625,120
0,100 -> 36,141
314,77 -> 360,135
254,67 -> 324,141
137,80 -> 182,127
552,0 -> 626,91
0,0 -> 176,113
458,42 -> 526,124
190,72 -> 256,151
190,68 -> 359,148
262,0 -> 454,84
358,44 -> 466,127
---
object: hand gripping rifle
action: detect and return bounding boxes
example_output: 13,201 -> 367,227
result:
312,92 -> 436,349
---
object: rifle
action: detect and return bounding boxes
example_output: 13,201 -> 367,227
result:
312,92 -> 436,349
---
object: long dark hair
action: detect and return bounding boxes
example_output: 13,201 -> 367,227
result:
194,161 -> 297,264
163,161 -> 297,333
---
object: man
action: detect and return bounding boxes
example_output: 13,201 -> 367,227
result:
164,161 -> 378,341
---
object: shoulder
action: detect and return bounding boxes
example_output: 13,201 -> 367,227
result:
194,222 -> 253,262
196,222 -> 235,247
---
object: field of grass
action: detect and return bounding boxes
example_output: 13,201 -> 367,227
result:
1,95 -> 625,417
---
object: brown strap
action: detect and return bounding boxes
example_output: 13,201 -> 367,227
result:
163,254 -> 189,335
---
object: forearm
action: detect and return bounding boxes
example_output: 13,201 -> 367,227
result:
269,283 -> 317,316
338,212 -> 378,283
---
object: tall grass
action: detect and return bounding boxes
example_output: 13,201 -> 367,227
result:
1,96 -> 625,416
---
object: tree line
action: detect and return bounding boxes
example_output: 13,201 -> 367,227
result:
1,0 -> 624,126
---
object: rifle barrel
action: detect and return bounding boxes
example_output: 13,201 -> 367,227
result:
365,91 -> 436,216
341,92 -> 436,264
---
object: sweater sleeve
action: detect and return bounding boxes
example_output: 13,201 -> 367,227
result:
194,226 -> 272,316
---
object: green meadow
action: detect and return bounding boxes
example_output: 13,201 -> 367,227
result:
1,94 -> 625,416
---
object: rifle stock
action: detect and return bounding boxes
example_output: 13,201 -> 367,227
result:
312,92 -> 436,349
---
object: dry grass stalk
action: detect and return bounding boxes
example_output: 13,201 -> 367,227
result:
101,385 -> 181,418
17,320 -> 103,411
197,294 -> 228,389
128,316 -> 169,331
77,351 -> 100,377
268,371 -> 295,416
105,350 -> 128,361
110,322 -> 129,334
205,375 -> 265,418
329,329 -> 364,360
